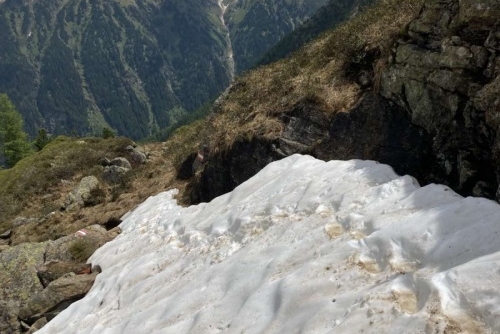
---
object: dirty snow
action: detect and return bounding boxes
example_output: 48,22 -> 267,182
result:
39,155 -> 500,333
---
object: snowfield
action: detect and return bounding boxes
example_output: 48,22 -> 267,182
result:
39,155 -> 500,333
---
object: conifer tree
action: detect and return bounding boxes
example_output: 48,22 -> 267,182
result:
0,94 -> 32,167
33,128 -> 51,151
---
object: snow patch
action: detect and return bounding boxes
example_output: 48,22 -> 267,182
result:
39,155 -> 500,333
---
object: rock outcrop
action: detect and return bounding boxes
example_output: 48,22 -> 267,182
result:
380,0 -> 500,198
187,0 -> 500,204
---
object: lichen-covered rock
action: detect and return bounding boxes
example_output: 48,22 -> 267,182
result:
0,243 -> 47,304
45,225 -> 109,263
0,300 -> 21,334
19,273 -> 98,320
64,176 -> 101,209
102,165 -> 129,184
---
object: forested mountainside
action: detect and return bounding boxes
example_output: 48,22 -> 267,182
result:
0,0 -> 328,139
259,0 -> 374,66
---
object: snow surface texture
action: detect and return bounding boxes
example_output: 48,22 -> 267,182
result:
39,155 -> 500,334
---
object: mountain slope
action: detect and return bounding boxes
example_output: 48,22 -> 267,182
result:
259,0 -> 374,66
0,0 -> 329,139
225,0 -> 327,73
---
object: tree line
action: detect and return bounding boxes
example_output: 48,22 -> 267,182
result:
0,93 -> 117,169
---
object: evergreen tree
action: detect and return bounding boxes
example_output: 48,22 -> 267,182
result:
33,128 -> 51,151
102,126 -> 116,139
0,94 -> 32,167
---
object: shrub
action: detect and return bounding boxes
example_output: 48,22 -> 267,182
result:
102,127 -> 116,139
68,239 -> 96,262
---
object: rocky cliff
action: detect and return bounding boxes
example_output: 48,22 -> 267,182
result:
186,0 -> 500,204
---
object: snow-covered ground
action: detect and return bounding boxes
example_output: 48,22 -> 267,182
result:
39,155 -> 500,333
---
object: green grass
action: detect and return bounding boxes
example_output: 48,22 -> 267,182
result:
0,136 -> 133,233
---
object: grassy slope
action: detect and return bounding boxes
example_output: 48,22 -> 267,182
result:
0,136 -> 186,243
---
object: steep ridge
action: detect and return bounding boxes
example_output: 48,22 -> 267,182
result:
183,0 -> 500,205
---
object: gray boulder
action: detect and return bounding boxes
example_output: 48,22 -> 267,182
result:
102,165 -> 129,184
110,157 -> 132,169
65,176 -> 102,209
19,272 -> 98,320
126,145 -> 147,165
0,242 -> 47,304
45,225 -> 109,263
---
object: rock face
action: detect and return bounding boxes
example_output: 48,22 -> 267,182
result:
189,95 -> 431,202
315,94 -> 431,180
380,0 -> 500,198
188,0 -> 500,203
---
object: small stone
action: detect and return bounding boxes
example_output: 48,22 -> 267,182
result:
27,317 -> 48,334
451,35 -> 461,45
91,264 -> 102,274
0,230 -> 11,239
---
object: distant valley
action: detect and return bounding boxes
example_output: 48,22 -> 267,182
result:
0,0 -> 332,139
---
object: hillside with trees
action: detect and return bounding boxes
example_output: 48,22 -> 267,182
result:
0,0 -> 329,139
